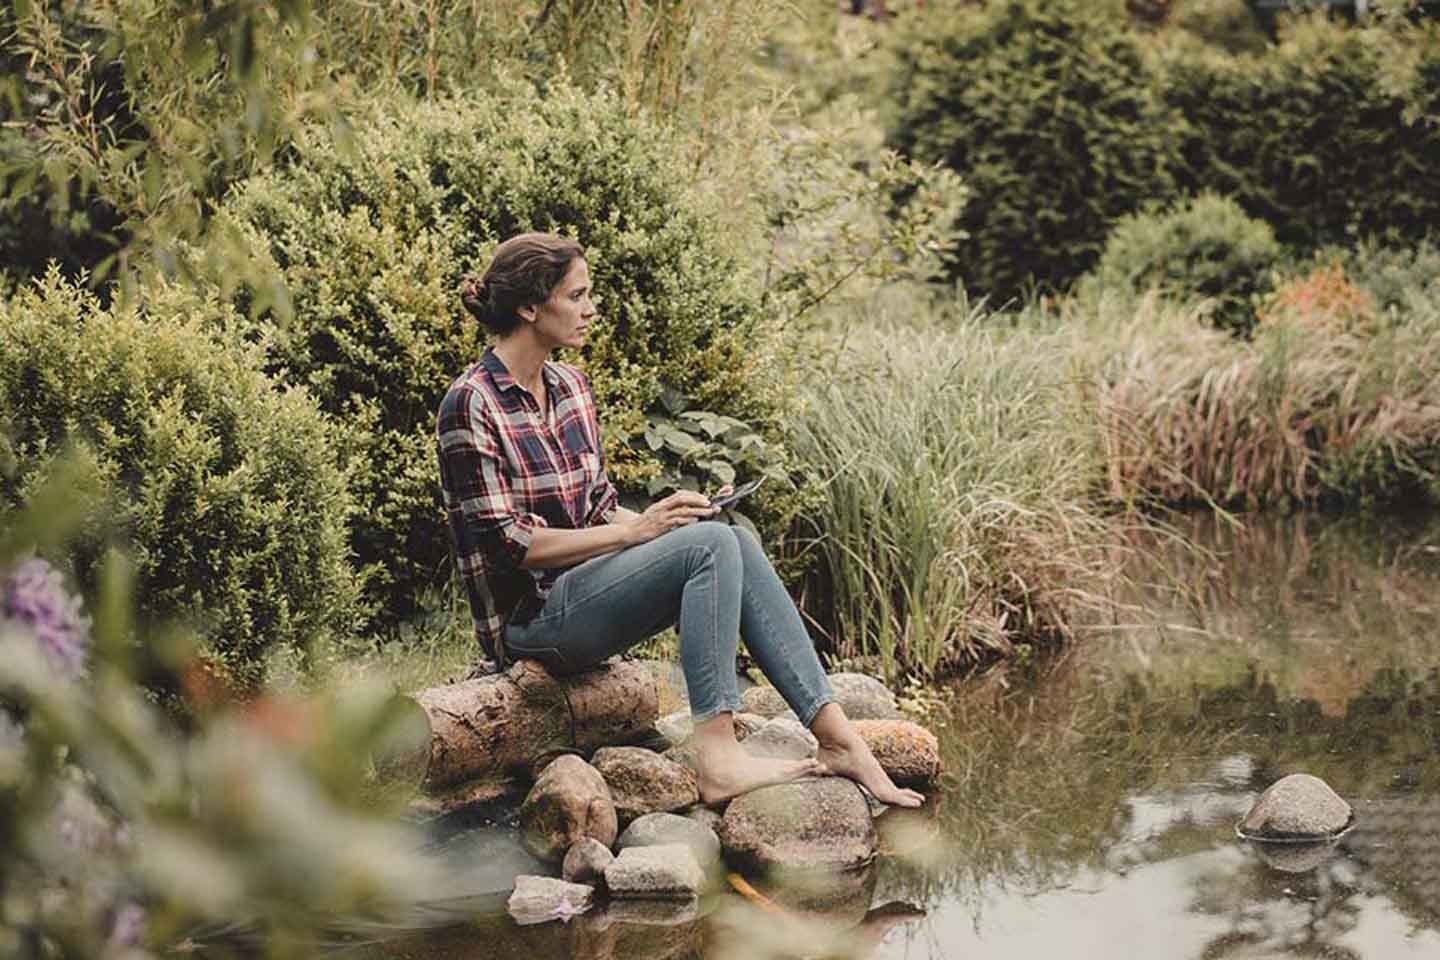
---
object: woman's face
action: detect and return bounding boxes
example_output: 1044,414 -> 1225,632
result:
524,257 -> 596,350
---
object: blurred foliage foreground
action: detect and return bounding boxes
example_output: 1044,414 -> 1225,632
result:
0,458 -> 439,959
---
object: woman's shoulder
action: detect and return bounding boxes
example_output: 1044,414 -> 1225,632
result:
546,360 -> 593,394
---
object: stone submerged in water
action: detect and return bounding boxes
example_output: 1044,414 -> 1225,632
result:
592,747 -> 699,826
519,755 -> 618,863
852,719 -> 941,788
719,777 -> 876,873
616,812 -> 721,868
1242,773 -> 1352,840
507,875 -> 594,926
604,843 -> 706,900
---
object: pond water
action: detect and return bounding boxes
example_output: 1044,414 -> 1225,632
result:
348,510 -> 1440,960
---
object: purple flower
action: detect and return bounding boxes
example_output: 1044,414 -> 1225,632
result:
1,557 -> 90,679
108,902 -> 146,947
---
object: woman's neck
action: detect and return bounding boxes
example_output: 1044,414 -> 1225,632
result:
492,333 -> 550,395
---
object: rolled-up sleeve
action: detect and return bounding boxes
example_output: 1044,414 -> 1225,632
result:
438,390 -> 541,572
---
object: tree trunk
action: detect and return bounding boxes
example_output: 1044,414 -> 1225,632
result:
414,659 -> 661,796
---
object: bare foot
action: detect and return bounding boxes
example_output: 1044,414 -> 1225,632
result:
815,737 -> 924,808
697,742 -> 821,805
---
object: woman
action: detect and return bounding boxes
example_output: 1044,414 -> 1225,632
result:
437,232 -> 922,808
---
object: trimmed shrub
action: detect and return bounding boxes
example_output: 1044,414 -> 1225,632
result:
1312,238 -> 1440,317
0,269 -> 361,685
207,86 -> 802,625
885,0 -> 1181,303
1090,192 -> 1282,332
1161,16 -> 1440,251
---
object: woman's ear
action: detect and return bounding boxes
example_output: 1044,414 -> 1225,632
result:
516,304 -> 537,324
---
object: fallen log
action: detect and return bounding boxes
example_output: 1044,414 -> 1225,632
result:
413,659 -> 660,801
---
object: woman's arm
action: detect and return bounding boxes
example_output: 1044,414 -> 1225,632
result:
520,491 -> 717,570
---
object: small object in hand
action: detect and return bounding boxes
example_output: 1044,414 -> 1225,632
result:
709,476 -> 765,510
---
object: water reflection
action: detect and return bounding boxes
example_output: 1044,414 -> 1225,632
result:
339,512 -> 1439,960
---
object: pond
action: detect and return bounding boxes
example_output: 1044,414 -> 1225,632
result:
347,510 -> 1440,960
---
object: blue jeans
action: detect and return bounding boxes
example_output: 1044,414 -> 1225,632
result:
505,521 -> 835,726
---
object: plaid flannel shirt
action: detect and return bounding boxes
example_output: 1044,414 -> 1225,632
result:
437,348 -> 620,664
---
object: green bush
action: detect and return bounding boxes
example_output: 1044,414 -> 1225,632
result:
207,86 -> 805,626
0,269 -> 361,685
1311,237 -> 1440,317
1161,16 -> 1440,252
885,0 -> 1181,303
1089,192 -> 1282,331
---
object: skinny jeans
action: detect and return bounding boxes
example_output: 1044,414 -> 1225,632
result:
505,521 -> 835,726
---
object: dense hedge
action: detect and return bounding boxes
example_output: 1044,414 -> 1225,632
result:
0,270 -> 361,684
885,0 -> 1181,303
1162,18 -> 1440,252
209,86 -> 799,625
1089,192 -> 1281,332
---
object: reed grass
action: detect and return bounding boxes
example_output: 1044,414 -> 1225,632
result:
1095,288 -> 1440,509
786,296 -> 1136,680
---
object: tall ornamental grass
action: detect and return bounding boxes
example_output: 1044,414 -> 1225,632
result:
1096,287 -> 1440,509
787,303 -> 1124,680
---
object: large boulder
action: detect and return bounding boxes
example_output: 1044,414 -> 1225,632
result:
519,755 -> 618,862
604,844 -> 706,900
1241,773 -> 1352,840
719,778 -> 876,873
852,719 -> 941,788
592,747 -> 698,826
617,812 -> 721,869
507,875 -> 594,926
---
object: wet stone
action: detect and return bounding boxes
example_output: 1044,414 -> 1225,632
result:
1242,773 -> 1352,840
852,719 -> 941,788
563,837 -> 616,885
592,746 -> 699,826
719,777 -> 877,873
519,754 -> 618,863
604,843 -> 705,900
617,811 -> 721,868
507,874 -> 594,926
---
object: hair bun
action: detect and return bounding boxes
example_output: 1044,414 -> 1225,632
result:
459,272 -> 490,320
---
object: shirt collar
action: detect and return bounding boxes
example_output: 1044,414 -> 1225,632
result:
480,347 -> 561,395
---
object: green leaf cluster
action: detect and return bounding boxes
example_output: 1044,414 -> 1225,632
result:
885,0 -> 1182,304
1087,192 -> 1283,332
0,268 -> 361,685
199,86 -> 809,625
1161,14 -> 1440,253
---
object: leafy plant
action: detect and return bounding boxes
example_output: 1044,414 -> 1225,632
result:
1087,192 -> 1283,333
884,0 -> 1182,303
0,268 -> 361,686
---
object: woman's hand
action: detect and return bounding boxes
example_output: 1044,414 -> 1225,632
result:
627,490 -> 721,545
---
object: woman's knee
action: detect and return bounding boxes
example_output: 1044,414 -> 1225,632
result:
670,520 -> 741,573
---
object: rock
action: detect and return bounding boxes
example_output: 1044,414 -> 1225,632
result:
592,747 -> 699,826
507,875 -> 594,926
1250,839 -> 1340,874
617,812 -> 721,868
604,844 -> 706,900
563,837 -> 616,885
829,673 -> 902,720
519,755 -> 618,862
654,712 -> 693,749
852,719 -> 941,788
719,777 -> 876,873
684,805 -> 724,836
733,712 -> 767,740
740,686 -> 795,720
1241,774 -> 1352,840
742,717 -> 818,761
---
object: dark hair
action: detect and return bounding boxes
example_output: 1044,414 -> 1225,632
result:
460,232 -> 585,336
